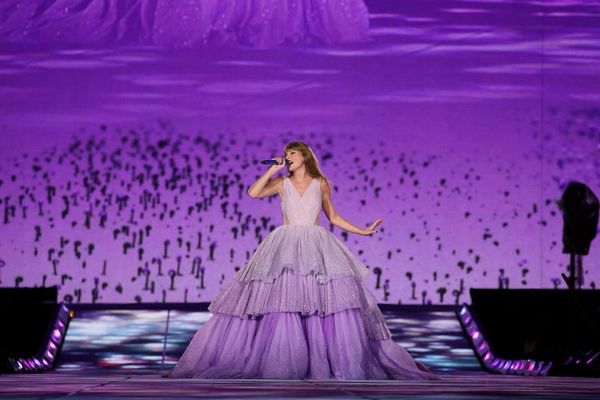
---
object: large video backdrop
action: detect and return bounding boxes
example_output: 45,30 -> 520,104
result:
0,0 -> 599,304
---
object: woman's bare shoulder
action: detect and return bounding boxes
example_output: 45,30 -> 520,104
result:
318,176 -> 331,190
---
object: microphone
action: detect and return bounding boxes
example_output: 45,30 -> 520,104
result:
260,159 -> 290,166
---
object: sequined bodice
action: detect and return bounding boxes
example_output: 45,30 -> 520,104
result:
281,176 -> 321,225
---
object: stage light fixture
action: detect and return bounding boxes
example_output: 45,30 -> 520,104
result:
558,181 -> 599,289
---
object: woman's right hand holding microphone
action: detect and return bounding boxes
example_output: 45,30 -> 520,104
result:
269,157 -> 287,172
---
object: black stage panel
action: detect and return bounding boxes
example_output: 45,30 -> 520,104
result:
0,287 -> 63,372
470,289 -> 600,364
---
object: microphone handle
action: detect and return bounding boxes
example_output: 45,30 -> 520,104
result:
260,159 -> 290,166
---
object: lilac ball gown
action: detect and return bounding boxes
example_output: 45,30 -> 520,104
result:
166,176 -> 437,380
0,0 -> 369,48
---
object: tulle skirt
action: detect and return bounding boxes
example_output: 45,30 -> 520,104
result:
166,308 -> 435,380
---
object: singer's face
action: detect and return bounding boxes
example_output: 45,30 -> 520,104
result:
284,149 -> 304,171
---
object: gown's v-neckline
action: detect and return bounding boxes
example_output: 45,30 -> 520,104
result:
287,176 -> 315,199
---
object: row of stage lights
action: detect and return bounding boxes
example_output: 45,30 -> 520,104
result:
457,305 -> 553,376
8,304 -> 73,373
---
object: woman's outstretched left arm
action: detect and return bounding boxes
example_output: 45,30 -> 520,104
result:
320,178 -> 383,236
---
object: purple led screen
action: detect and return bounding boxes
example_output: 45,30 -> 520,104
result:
0,0 -> 599,304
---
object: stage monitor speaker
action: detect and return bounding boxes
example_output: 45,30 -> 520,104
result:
0,287 -> 73,373
458,289 -> 600,376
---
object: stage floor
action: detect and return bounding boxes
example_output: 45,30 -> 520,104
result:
3,307 -> 599,399
1,371 -> 600,399
57,308 -> 480,373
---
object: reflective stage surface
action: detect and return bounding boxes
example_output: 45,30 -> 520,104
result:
2,371 -> 600,399
2,308 -> 600,399
58,308 -> 480,373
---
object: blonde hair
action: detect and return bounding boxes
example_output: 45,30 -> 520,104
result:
284,141 -> 328,183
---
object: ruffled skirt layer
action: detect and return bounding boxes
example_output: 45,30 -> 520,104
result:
167,308 -> 434,380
